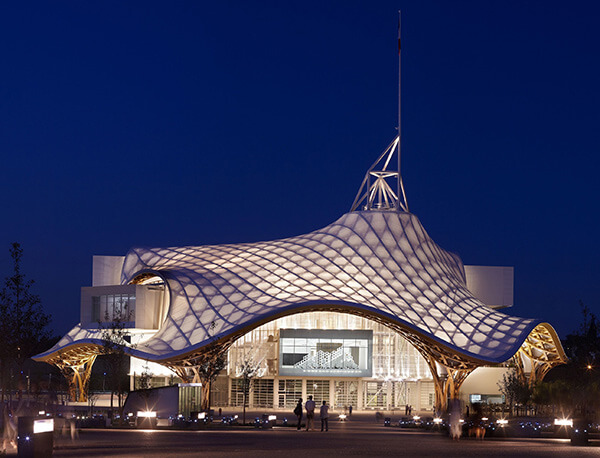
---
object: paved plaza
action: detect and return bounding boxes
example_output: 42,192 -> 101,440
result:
9,414 -> 597,458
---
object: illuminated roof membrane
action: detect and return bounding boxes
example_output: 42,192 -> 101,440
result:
107,210 -> 542,363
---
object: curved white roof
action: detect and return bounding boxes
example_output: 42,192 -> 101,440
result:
37,210 -> 564,368
76,212 -> 552,358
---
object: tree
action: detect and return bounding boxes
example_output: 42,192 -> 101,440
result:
544,301 -> 600,417
99,300 -> 133,423
563,301 -> 600,369
498,369 -> 531,416
238,355 -> 259,425
137,362 -> 153,391
135,362 -> 154,412
0,243 -> 52,402
195,321 -> 227,413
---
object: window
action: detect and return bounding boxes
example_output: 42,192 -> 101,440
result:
93,293 -> 136,324
306,380 -> 329,404
91,296 -> 100,322
334,380 -> 358,410
230,379 -> 246,407
363,381 -> 387,409
253,379 -> 274,408
278,379 -> 302,408
279,329 -> 372,377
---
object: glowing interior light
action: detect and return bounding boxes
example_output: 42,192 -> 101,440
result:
459,419 -> 464,423
33,419 -> 54,434
481,417 -> 488,421
433,418 -> 442,424
554,418 -> 573,427
38,411 -> 45,416
413,416 -> 420,420
138,411 -> 157,418
198,412 -> 206,420
44,207 -> 566,403
268,415 -> 277,421
497,419 -> 508,425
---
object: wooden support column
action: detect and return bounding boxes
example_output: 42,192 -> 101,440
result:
421,353 -> 474,414
56,355 -> 97,402
512,324 -> 568,388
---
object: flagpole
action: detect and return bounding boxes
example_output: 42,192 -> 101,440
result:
397,10 -> 402,209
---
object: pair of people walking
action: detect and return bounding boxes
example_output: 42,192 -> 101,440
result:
294,396 -> 329,431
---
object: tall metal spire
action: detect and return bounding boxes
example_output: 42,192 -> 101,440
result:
351,12 -> 409,213
397,10 -> 402,208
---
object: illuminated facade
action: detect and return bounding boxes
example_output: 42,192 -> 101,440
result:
225,311 -> 436,410
34,136 -> 566,411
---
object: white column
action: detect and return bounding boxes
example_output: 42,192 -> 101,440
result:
228,376 -> 232,406
301,379 -> 307,404
357,380 -> 363,410
273,378 -> 279,409
329,380 -> 335,410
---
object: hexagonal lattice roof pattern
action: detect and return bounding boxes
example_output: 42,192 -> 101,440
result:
36,210 -> 565,367
99,210 -> 547,364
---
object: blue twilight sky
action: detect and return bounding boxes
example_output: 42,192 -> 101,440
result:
0,1 -> 599,339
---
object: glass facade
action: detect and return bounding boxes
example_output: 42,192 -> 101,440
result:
224,311 -> 435,411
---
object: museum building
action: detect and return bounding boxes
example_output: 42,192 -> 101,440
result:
34,137 -> 566,413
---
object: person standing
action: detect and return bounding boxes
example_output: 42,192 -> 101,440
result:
2,405 -> 16,452
305,395 -> 316,431
320,401 -> 329,432
294,399 -> 303,430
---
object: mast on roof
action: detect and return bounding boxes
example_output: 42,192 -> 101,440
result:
351,11 -> 409,213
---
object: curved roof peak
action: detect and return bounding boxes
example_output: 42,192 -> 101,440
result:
109,210 -> 542,364
34,208 -> 564,376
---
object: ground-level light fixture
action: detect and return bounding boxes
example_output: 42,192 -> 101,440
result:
33,419 -> 54,434
554,418 -> 573,427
